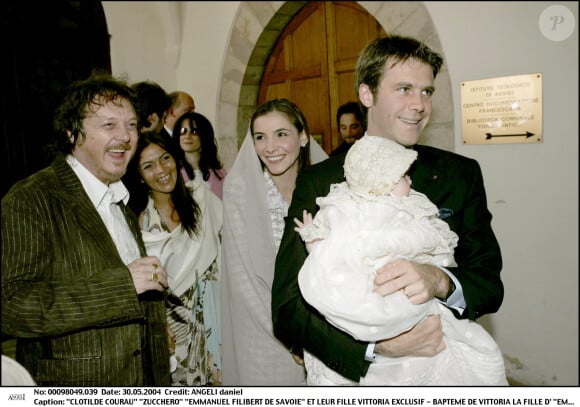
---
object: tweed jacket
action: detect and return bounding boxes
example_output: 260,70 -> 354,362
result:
1,155 -> 170,386
272,143 -> 503,382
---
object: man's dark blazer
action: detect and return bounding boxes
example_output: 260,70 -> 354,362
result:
272,143 -> 503,382
160,126 -> 172,139
1,155 -> 170,386
329,141 -> 352,157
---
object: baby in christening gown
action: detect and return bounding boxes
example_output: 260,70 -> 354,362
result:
295,135 -> 507,386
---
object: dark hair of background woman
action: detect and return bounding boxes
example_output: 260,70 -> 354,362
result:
172,112 -> 225,182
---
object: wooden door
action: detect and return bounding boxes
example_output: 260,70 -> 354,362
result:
259,1 -> 385,153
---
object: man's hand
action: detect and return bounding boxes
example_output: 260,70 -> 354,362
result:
374,315 -> 445,357
373,259 -> 451,304
127,256 -> 168,294
372,259 -> 452,358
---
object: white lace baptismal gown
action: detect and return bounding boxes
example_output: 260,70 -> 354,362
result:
297,182 -> 508,386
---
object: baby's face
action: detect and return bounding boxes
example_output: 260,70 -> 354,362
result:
391,175 -> 412,197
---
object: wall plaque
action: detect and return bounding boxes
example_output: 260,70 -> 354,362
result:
460,73 -> 542,144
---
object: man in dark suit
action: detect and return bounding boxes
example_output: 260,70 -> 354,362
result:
2,73 -> 171,386
272,34 -> 503,383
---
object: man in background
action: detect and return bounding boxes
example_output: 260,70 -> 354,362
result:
132,80 -> 172,134
329,101 -> 365,157
163,90 -> 196,137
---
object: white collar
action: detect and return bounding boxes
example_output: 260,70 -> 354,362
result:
66,155 -> 129,207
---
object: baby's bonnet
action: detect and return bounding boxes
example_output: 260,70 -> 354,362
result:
344,135 -> 417,197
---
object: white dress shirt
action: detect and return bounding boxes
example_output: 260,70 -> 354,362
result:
66,155 -> 140,265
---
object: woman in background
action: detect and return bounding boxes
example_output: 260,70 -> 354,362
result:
173,111 -> 227,199
221,98 -> 327,385
126,131 -> 223,385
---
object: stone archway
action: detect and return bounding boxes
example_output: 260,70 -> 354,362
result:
217,1 -> 454,169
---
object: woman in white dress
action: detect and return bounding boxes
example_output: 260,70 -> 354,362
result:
126,131 -> 223,385
221,99 -> 327,385
294,135 -> 508,386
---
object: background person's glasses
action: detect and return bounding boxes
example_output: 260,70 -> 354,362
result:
180,127 -> 199,135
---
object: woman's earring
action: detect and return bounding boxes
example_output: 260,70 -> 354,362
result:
301,143 -> 306,147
